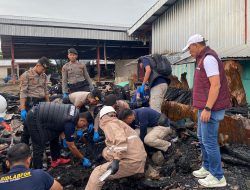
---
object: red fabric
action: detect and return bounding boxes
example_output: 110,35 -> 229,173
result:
1,122 -> 12,132
192,47 -> 231,111
51,158 -> 70,168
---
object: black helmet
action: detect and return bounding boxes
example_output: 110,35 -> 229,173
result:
68,48 -> 78,55
38,56 -> 50,69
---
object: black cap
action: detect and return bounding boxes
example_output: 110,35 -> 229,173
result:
68,48 -> 78,55
104,94 -> 117,106
38,56 -> 50,69
138,56 -> 143,64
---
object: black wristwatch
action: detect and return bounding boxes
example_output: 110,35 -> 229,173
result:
204,106 -> 211,112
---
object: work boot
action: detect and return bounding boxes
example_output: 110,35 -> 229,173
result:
192,167 -> 210,178
51,158 -> 70,168
198,174 -> 227,188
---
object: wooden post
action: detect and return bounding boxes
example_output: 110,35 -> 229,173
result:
11,42 -> 16,84
97,42 -> 100,82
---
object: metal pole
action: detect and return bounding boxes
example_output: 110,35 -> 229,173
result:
97,42 -> 100,82
11,42 -> 16,84
104,42 -> 107,70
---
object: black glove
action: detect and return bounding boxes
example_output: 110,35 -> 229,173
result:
107,159 -> 120,175
158,114 -> 170,127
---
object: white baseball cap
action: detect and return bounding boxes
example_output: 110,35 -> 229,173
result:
100,106 -> 116,118
182,34 -> 206,52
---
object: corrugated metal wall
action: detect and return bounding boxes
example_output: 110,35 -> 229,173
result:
152,0 -> 247,88
152,0 -> 246,54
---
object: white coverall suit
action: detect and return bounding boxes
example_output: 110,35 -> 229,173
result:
85,116 -> 147,190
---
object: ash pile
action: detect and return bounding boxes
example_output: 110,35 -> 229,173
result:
1,79 -> 250,190
1,91 -> 250,190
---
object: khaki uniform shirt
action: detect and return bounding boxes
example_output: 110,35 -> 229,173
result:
19,68 -> 48,98
69,91 -> 90,107
62,61 -> 93,93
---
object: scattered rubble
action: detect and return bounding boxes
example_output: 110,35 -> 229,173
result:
1,84 -> 250,189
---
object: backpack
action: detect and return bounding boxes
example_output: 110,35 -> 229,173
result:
146,54 -> 172,77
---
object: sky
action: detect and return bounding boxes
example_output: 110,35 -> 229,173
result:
0,0 -> 158,27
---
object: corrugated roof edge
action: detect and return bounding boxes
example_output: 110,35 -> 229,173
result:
0,15 -> 129,31
169,44 -> 250,65
127,0 -> 176,35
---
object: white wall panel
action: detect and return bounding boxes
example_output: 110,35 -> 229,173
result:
152,0 -> 246,54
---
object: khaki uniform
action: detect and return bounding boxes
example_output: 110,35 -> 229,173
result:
19,68 -> 48,99
85,116 -> 147,190
69,91 -> 90,107
62,61 -> 93,93
19,68 -> 48,145
144,126 -> 172,152
150,83 -> 168,113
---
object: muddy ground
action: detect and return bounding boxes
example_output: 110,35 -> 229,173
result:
49,137 -> 250,190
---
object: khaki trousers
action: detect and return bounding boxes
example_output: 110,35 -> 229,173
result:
144,126 -> 172,152
150,83 -> 168,113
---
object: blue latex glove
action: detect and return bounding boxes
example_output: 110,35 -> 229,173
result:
63,139 -> 68,148
63,93 -> 69,98
139,84 -> 145,94
82,158 -> 92,167
0,117 -> 4,123
76,130 -> 83,139
88,123 -> 94,133
93,131 -> 100,142
21,109 -> 27,121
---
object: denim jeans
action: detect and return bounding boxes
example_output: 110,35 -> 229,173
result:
197,109 -> 225,180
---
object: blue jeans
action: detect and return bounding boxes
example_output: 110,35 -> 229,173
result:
197,109 -> 225,180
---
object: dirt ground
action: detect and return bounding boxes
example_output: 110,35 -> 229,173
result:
48,137 -> 250,190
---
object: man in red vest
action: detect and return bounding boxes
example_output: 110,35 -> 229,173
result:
183,34 -> 231,188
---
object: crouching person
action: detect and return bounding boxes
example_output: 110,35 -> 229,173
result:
119,107 -> 173,152
26,102 -> 92,169
85,106 -> 147,190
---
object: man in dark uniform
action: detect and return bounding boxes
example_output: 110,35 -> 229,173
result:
20,57 -> 50,144
26,102 -> 92,169
0,143 -> 62,190
119,107 -> 172,152
138,56 -> 171,113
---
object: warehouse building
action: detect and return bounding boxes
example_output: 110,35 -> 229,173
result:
128,0 -> 250,102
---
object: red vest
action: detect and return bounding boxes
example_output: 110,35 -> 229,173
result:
192,47 -> 231,111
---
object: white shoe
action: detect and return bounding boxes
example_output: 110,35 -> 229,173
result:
192,167 -> 210,178
198,174 -> 227,188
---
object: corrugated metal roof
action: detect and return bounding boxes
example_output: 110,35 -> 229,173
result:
170,44 -> 250,65
0,59 -> 57,66
0,15 -> 136,41
216,45 -> 250,59
128,0 -> 177,35
0,60 -> 11,66
0,15 -> 129,31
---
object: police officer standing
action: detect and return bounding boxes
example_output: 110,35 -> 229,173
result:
19,57 -> 50,144
62,48 -> 94,98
